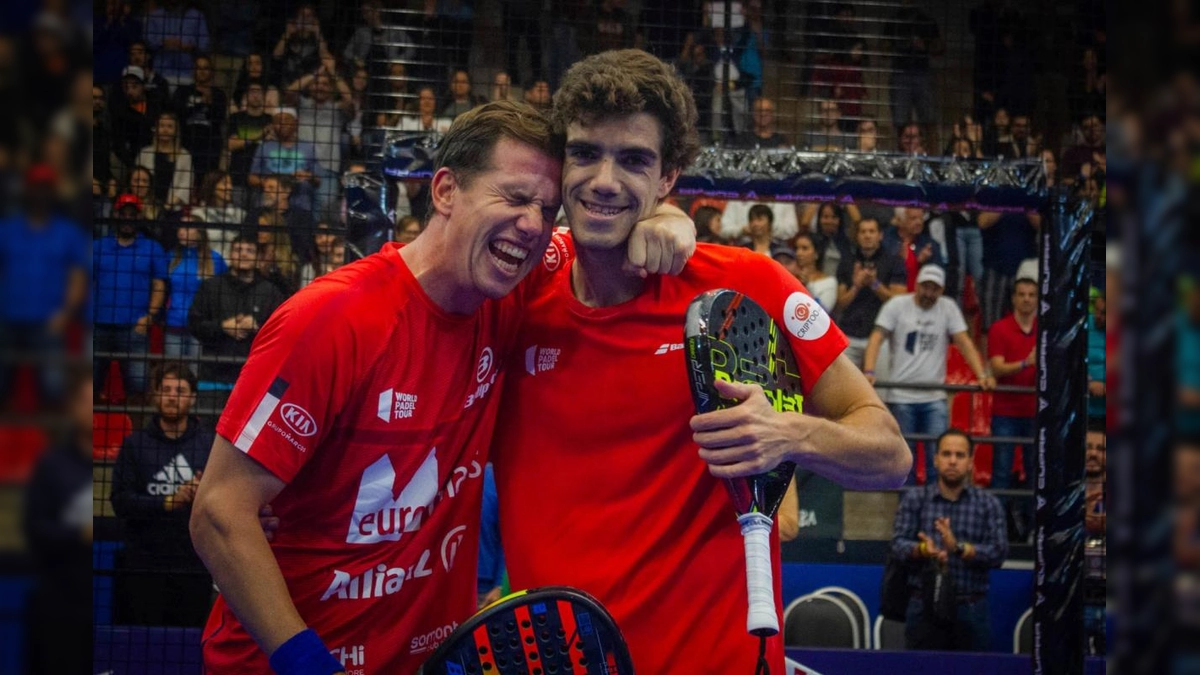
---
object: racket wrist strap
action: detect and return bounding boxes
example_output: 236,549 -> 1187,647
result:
269,628 -> 342,675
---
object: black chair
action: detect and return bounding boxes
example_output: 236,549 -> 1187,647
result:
873,615 -> 908,651
1014,607 -> 1033,654
783,594 -> 860,648
811,586 -> 871,648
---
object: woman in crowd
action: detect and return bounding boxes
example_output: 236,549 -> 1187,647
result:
232,52 -> 273,111
136,112 -> 193,209
256,212 -> 300,296
791,231 -> 838,311
692,205 -> 726,245
127,165 -> 163,224
192,171 -> 247,260
298,221 -> 346,287
165,213 -> 227,359
801,202 -> 858,278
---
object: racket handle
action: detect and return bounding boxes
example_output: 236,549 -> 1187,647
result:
738,512 -> 779,636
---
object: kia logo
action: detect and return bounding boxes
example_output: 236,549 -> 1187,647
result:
280,403 -> 319,437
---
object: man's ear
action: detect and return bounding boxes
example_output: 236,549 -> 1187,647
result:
429,167 -> 457,218
657,167 -> 681,200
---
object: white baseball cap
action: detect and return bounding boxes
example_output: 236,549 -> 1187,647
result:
916,264 -> 945,287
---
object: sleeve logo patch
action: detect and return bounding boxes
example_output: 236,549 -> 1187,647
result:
783,292 -> 831,341
280,403 -> 319,437
542,232 -> 570,271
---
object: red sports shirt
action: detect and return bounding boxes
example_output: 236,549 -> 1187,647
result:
204,244 -> 525,674
987,313 -> 1037,418
492,243 -> 849,674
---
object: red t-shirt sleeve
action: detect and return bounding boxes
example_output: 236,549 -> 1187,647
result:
732,254 -> 849,395
215,290 -> 372,483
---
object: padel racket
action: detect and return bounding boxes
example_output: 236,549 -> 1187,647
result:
418,586 -> 635,675
684,289 -> 804,638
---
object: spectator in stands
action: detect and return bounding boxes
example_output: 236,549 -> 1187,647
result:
800,202 -> 857,277
226,82 -> 271,194
672,33 -> 714,144
988,274 -> 1038,493
791,231 -> 837,311
886,0 -> 942,135
730,96 -> 790,149
298,223 -> 346,288
1088,289 -> 1106,420
693,205 -> 725,245
590,0 -> 636,54
500,0 -> 543,81
490,71 -> 518,103
208,0 -> 258,94
854,118 -> 880,153
1068,47 -> 1106,127
736,203 -> 785,256
187,234 -> 287,410
982,107 -> 1011,157
93,193 -> 167,397
374,62 -> 415,126
272,4 -> 332,88
422,0 -> 475,73
886,208 -> 944,291
256,218 -> 301,296
1002,113 -> 1038,159
232,52 -> 273,108
144,0 -> 209,88
123,40 -> 172,112
95,0 -> 143,86
393,214 -> 423,245
398,86 -> 455,134
978,209 -> 1039,329
126,165 -> 163,223
1040,148 -> 1060,187
22,370 -> 92,674
137,111 -> 193,209
442,69 -> 484,119
891,429 -> 1008,651
248,108 -> 320,212
345,66 -> 371,162
802,99 -> 852,151
948,113 -> 985,158
288,65 -> 352,209
342,0 -> 415,73
836,218 -> 907,368
1062,112 -> 1105,182
525,79 -> 552,112
111,362 -> 214,626
255,174 -> 316,264
111,65 -> 164,172
864,265 -> 994,484
1085,420 -> 1106,535
172,54 -> 227,187
0,165 -> 88,405
165,215 -> 227,359
898,122 -> 926,155
94,85 -> 119,197
812,38 -> 868,133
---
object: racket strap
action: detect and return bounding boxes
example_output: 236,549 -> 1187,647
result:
754,634 -> 770,675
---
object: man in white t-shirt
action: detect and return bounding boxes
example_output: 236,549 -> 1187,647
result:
863,264 -> 995,484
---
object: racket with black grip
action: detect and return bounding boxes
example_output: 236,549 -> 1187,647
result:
684,289 -> 804,641
418,586 -> 635,675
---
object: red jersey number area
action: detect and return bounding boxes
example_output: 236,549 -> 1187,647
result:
492,244 -> 848,674
204,245 -> 522,675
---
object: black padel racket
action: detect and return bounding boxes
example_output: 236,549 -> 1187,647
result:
684,289 -> 804,639
418,586 -> 635,675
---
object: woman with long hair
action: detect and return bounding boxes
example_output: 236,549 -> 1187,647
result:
232,52 -> 273,112
692,205 -> 726,245
165,214 -> 227,359
790,231 -> 837,311
299,221 -> 347,287
137,111 -> 193,208
801,202 -> 858,278
192,170 -> 247,260
126,165 -> 162,222
256,212 -> 300,296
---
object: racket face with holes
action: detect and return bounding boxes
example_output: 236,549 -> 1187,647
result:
684,289 -> 802,518
417,586 -> 635,675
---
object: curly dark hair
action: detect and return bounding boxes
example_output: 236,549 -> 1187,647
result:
551,49 -> 700,175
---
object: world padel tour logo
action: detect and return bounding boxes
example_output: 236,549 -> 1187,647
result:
783,292 -> 830,341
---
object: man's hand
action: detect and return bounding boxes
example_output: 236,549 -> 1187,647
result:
625,204 -> 695,277
917,531 -> 949,563
690,379 -> 801,478
1089,380 -> 1106,397
933,517 -> 958,553
478,586 -> 503,609
917,243 -> 933,264
222,316 -> 244,339
978,374 -> 996,391
134,313 -> 154,335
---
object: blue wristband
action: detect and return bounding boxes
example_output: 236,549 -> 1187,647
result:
269,629 -> 342,675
